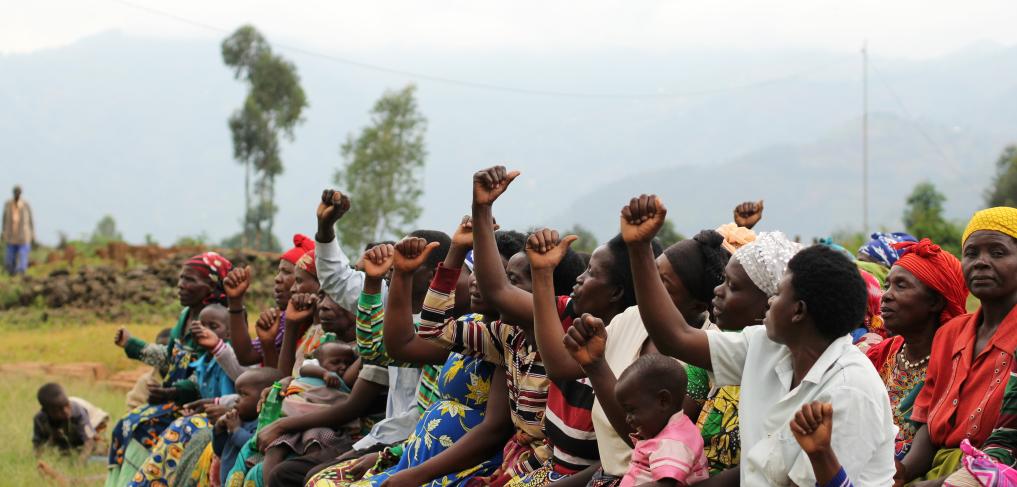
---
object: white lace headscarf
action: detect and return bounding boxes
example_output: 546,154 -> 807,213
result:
732,231 -> 803,297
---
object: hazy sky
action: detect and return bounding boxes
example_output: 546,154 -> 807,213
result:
3,0 -> 1016,58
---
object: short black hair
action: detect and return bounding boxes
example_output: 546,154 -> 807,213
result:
664,230 -> 731,303
37,383 -> 66,408
606,234 -> 664,308
553,249 -> 586,296
787,245 -> 868,341
618,353 -> 687,400
409,230 -> 452,269
495,230 -> 527,261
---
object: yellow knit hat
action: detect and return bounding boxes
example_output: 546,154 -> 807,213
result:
962,207 -> 1017,244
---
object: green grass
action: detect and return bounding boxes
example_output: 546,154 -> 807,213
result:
0,322 -> 166,373
0,375 -> 128,486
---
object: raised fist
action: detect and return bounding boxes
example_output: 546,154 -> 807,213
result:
620,194 -> 667,244
317,189 -> 352,228
393,237 -> 440,274
525,228 -> 578,271
562,314 -> 608,367
362,244 -> 395,279
733,200 -> 764,229
473,166 -> 520,206
224,267 -> 252,300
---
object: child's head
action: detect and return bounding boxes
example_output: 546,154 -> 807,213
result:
615,354 -> 688,440
155,327 -> 172,346
196,304 -> 230,341
234,368 -> 287,422
315,342 -> 357,377
37,383 -> 72,423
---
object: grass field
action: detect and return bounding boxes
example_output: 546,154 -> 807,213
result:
0,321 -> 166,485
0,375 -> 128,486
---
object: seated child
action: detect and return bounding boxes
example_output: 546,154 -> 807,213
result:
790,402 -> 854,487
213,367 -> 287,485
267,341 -> 360,456
185,304 -> 237,400
616,354 -> 708,487
33,383 -> 109,459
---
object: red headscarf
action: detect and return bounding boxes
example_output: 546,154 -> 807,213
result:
859,269 -> 886,337
184,252 -> 233,304
893,239 -> 968,324
295,249 -> 317,279
281,234 -> 315,265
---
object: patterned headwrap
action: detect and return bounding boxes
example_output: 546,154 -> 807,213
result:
714,223 -> 757,254
858,232 -> 918,268
818,238 -> 856,261
962,207 -> 1017,244
464,250 -> 475,272
732,231 -> 803,297
184,252 -> 233,305
281,234 -> 315,265
893,238 -> 969,325
295,249 -> 317,279
859,269 -> 884,333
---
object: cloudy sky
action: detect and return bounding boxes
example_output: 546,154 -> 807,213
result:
3,0 -> 1016,58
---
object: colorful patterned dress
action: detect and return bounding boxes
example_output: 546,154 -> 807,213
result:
307,351 -> 499,486
108,309 -> 203,487
867,335 -> 927,460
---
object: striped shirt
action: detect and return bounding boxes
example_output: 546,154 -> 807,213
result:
543,296 -> 599,475
356,291 -> 441,412
418,264 -> 552,473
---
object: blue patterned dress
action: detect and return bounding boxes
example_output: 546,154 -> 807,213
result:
309,351 -> 501,487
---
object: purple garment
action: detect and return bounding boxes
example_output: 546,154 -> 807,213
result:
251,311 -> 287,356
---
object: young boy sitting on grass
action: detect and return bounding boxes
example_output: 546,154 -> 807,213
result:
33,383 -> 109,460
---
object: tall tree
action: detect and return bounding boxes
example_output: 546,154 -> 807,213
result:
986,145 -> 1017,208
903,181 -> 962,256
334,85 -> 427,251
222,25 -> 307,251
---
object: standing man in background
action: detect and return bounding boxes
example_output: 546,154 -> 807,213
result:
3,185 -> 34,275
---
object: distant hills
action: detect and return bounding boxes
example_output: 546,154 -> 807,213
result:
2,30 -> 1015,245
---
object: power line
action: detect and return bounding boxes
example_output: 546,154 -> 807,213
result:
109,0 -> 843,100
868,61 -> 984,193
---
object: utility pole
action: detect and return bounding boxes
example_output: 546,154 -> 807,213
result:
862,41 -> 869,233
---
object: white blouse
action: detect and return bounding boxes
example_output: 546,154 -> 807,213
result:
707,325 -> 897,486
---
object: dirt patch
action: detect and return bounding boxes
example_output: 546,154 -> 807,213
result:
0,361 -> 151,391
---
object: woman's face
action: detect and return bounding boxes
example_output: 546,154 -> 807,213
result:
506,252 -> 533,293
881,266 -> 942,335
318,294 -> 355,341
656,254 -> 704,324
963,231 -> 1017,302
762,272 -> 799,344
712,259 -> 769,331
571,245 -> 620,317
177,266 -> 212,307
290,267 -> 321,296
274,260 -> 297,309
